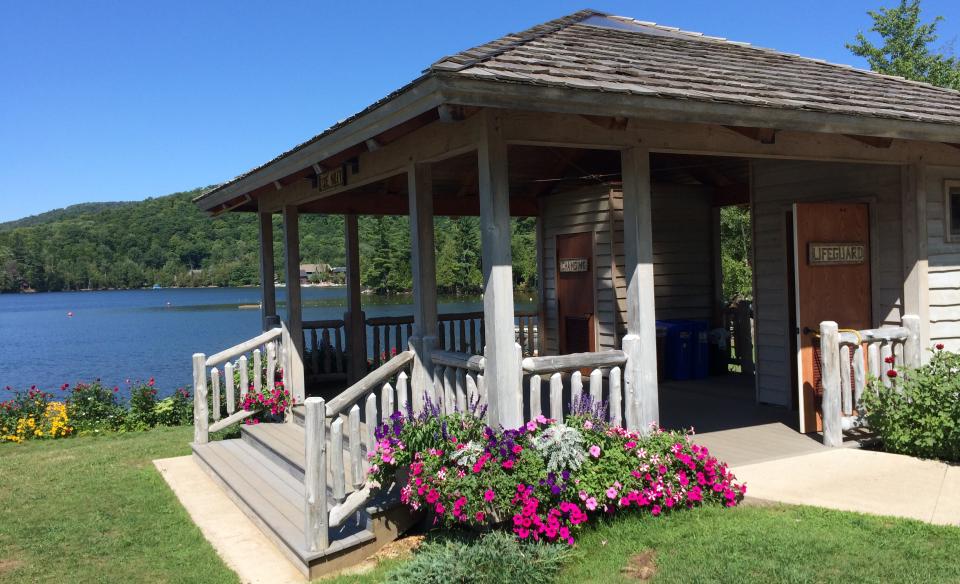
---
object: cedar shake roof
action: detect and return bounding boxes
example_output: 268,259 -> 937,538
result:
197,9 -> 960,207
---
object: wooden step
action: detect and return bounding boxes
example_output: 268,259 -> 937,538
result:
241,422 -> 368,493
193,438 -> 416,578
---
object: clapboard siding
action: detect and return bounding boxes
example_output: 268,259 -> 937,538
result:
925,166 -> 960,347
540,183 -> 714,355
751,160 -> 903,407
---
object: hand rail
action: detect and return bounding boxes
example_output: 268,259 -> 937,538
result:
431,350 -> 485,372
324,349 -> 414,417
205,328 -> 282,367
521,350 -> 627,374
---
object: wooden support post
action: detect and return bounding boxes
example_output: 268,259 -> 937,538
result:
282,205 -> 305,402
535,215 -> 547,355
820,321 -> 843,448
304,397 -> 328,552
258,206 -> 277,331
901,163 -> 929,362
477,111 -> 522,429
408,163 -> 438,414
620,147 -> 660,432
344,214 -> 367,383
903,314 -> 921,367
192,353 -> 208,444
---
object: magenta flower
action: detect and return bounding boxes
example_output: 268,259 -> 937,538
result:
589,445 -> 601,458
484,489 -> 495,502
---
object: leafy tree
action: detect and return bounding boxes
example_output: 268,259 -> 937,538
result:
848,0 -> 960,89
720,206 -> 752,303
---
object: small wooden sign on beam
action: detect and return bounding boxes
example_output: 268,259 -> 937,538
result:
808,242 -> 866,266
315,166 -> 346,192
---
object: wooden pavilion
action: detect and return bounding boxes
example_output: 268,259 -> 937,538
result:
188,10 -> 960,577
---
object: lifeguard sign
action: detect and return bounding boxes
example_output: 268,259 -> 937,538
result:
808,242 -> 866,266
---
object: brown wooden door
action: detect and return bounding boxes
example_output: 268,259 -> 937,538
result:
793,203 -> 872,433
556,232 -> 595,354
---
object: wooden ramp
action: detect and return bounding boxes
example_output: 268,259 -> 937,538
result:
193,420 -> 415,580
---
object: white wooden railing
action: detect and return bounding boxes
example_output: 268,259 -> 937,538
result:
521,350 -> 629,426
819,315 -> 921,447
431,349 -> 487,414
303,349 -> 415,553
193,325 -> 296,444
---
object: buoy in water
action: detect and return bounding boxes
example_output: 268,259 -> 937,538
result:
67,311 -> 74,317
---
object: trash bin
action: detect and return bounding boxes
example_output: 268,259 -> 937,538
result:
657,320 -> 695,380
656,323 -> 668,380
689,320 -> 710,379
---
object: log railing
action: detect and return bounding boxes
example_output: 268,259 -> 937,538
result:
302,319 -> 347,380
366,316 -> 415,368
303,349 -> 415,553
431,349 -> 487,414
192,326 -> 290,444
521,350 -> 629,426
819,315 -> 921,447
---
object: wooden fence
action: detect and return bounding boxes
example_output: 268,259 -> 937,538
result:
302,310 -> 540,379
818,315 -> 921,447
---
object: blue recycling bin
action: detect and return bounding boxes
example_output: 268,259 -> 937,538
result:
656,319 -> 711,380
656,320 -> 695,380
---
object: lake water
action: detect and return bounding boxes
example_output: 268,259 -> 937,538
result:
0,287 -> 536,400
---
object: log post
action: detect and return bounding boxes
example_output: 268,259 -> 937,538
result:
620,147 -> 660,432
477,111 -> 522,429
820,321 -> 843,448
192,353 -> 208,444
344,214 -> 367,384
901,165 -> 930,363
407,163 -> 438,414
902,314 -> 921,368
282,205 -> 305,402
258,204 -> 277,331
304,397 -> 328,552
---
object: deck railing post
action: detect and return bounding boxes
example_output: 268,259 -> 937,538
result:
902,314 -> 921,368
304,397 -> 329,552
820,321 -> 843,448
192,353 -> 209,444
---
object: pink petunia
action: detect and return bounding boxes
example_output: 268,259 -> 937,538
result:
585,497 -> 598,511
589,445 -> 601,458
484,489 -> 496,502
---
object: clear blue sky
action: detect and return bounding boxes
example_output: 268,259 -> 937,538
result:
2,0 -> 959,222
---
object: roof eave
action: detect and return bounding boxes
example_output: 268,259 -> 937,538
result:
438,76 -> 960,145
194,75 -> 446,213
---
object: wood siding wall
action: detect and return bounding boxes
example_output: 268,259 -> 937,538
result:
751,160 -> 903,407
540,183 -> 713,356
925,165 -> 960,351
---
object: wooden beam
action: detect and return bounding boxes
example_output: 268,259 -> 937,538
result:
581,114 -> 629,130
257,202 -> 277,329
846,134 -> 894,148
901,164 -> 930,360
620,147 -> 659,432
438,104 -> 467,122
711,183 -> 750,206
477,110 -> 521,428
282,205 -> 305,401
724,125 -> 777,144
408,162 -> 438,412
344,215 -> 366,383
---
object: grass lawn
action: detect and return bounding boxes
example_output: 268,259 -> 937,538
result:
3,429 -> 958,583
0,427 -> 237,584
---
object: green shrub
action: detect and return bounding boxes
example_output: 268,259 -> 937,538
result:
385,531 -> 571,584
67,381 -> 126,433
862,346 -> 960,461
124,379 -> 159,431
153,387 -> 194,427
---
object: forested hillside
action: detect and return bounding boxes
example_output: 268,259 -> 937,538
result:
0,189 -> 538,293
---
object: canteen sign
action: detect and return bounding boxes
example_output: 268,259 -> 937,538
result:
808,242 -> 866,266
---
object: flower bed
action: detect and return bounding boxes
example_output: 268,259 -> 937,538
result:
368,397 -> 746,544
863,344 -> 960,461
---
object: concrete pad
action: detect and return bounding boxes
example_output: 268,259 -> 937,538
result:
154,456 -> 306,584
931,464 -> 960,527
734,448 -> 960,527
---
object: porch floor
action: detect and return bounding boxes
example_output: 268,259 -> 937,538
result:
659,374 -> 825,467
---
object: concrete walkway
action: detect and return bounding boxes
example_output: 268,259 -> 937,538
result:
733,448 -> 960,527
154,456 -> 306,584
